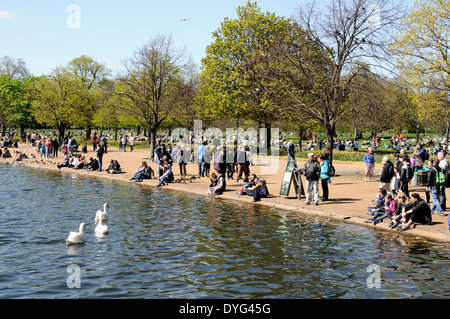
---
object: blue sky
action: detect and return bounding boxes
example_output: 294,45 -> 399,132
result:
0,0 -> 305,76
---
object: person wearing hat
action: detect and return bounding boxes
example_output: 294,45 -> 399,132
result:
398,193 -> 432,231
379,156 -> 394,194
304,153 -> 321,205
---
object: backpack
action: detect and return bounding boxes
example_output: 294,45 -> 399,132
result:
432,167 -> 446,186
423,149 -> 430,160
328,164 -> 335,177
405,165 -> 414,181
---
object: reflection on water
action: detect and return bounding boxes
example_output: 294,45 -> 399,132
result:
0,164 -> 449,298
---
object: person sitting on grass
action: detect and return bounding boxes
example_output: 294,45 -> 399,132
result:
131,162 -> 154,182
398,193 -> 433,231
157,161 -> 174,187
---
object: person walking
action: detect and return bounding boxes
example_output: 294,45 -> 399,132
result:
304,153 -> 321,205
129,134 -> 135,152
235,146 -> 249,183
287,140 -> 297,166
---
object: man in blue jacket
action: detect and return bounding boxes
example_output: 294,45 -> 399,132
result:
197,141 -> 206,177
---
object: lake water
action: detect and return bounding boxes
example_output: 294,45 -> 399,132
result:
0,164 -> 449,299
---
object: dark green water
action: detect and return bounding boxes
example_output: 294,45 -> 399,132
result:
0,164 -> 449,298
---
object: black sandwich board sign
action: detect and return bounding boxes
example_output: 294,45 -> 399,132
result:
280,160 -> 304,199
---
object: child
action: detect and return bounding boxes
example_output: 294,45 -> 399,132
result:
391,167 -> 401,197
368,194 -> 397,225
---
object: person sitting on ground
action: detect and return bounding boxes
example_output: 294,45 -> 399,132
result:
106,159 -> 121,174
68,154 -> 80,168
398,193 -> 433,231
390,191 -> 410,229
207,170 -> 226,195
157,161 -> 174,187
247,174 -> 269,202
85,157 -> 99,171
367,188 -> 387,216
131,162 -> 154,182
74,156 -> 86,169
238,178 -> 256,196
13,151 -> 23,161
368,194 -> 397,225
57,155 -> 70,169
2,148 -> 11,158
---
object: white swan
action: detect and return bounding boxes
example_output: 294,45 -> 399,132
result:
95,216 -> 109,235
95,203 -> 109,225
66,223 -> 87,245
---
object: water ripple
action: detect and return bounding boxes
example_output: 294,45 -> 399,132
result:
0,164 -> 449,298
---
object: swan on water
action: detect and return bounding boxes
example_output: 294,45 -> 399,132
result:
95,203 -> 109,225
95,216 -> 109,235
66,223 -> 87,244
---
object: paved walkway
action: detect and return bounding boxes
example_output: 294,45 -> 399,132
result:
4,143 -> 450,242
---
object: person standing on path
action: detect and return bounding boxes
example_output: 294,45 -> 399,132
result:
364,147 -> 375,182
96,143 -> 104,172
304,153 -> 321,205
379,156 -> 394,194
437,151 -> 449,210
427,159 -> 445,216
319,154 -> 330,201
197,141 -> 206,177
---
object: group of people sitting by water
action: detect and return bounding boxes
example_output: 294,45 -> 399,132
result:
57,154 -> 101,171
366,146 -> 450,231
366,189 -> 433,231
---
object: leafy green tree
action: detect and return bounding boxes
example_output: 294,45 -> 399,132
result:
391,0 -> 450,140
67,55 -> 111,138
31,68 -> 82,138
198,1 -> 296,148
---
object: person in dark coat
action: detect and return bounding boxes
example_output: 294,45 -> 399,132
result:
398,193 -> 432,231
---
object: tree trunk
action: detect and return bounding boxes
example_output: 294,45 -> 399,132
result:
326,124 -> 335,164
86,125 -> 92,139
446,120 -> 450,144
149,126 -> 157,160
57,123 -> 66,141
416,125 -> 420,145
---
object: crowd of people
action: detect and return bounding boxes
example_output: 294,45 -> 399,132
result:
2,129 -> 449,232
365,145 -> 449,231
